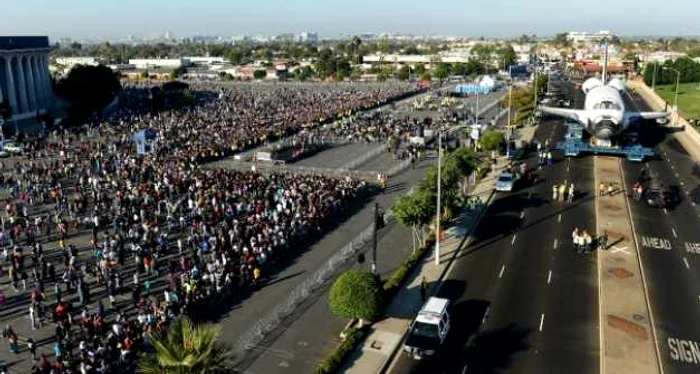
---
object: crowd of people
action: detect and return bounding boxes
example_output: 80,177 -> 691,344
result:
0,81 -> 419,373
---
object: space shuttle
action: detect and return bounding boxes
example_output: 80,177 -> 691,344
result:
538,40 -> 669,145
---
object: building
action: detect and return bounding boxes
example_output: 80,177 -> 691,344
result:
184,56 -> 226,65
128,58 -> 190,69
297,32 -> 318,43
566,30 -> 615,45
54,56 -> 102,67
0,36 -> 54,121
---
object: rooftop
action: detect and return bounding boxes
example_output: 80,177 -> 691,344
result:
0,36 -> 50,51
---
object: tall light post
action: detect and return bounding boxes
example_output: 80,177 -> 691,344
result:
435,130 -> 442,267
651,61 -> 658,91
434,125 -> 465,267
533,54 -> 538,107
663,66 -> 680,125
507,65 -> 513,157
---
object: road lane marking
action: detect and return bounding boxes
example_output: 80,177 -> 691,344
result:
462,365 -> 468,374
553,238 -> 558,249
693,202 -> 697,207
672,228 -> 678,238
664,208 -> 668,215
684,257 -> 690,269
512,234 -> 517,245
539,314 -> 545,331
520,211 -> 525,219
482,307 -> 490,324
499,265 -> 505,278
547,270 -> 552,284
675,172 -> 679,178
680,181 -> 685,187
557,214 -> 561,223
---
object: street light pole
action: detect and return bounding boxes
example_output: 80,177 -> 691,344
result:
507,66 -> 513,158
652,62 -> 658,91
663,67 -> 680,126
435,130 -> 442,267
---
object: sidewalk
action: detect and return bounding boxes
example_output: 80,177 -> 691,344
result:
595,156 -> 660,374
340,160 -> 504,374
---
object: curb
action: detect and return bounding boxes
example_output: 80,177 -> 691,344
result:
377,189 -> 496,374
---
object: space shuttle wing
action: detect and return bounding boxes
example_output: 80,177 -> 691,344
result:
538,106 -> 587,123
625,111 -> 670,123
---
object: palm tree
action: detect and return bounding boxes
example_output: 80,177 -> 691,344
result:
138,317 -> 233,374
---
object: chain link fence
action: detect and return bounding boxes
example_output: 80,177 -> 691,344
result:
232,207 -> 395,361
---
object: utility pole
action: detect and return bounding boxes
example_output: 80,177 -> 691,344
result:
507,66 -> 513,158
652,61 -> 658,91
435,131 -> 442,267
372,202 -> 379,273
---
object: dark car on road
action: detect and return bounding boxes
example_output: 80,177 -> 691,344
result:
643,186 -> 681,208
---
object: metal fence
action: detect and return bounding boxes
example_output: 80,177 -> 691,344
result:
232,206 -> 396,360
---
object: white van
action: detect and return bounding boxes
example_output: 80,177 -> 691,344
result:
403,297 -> 451,359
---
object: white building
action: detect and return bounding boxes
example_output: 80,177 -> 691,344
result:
298,32 -> 318,43
54,56 -> 102,67
640,51 -> 688,64
0,36 -> 54,121
128,58 -> 190,69
566,30 -> 614,45
184,57 -> 226,65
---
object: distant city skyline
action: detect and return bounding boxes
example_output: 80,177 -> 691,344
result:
2,0 -> 700,41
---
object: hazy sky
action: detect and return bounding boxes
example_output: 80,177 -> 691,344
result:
2,0 -> 699,40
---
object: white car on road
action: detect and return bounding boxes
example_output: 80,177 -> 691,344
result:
495,172 -> 516,192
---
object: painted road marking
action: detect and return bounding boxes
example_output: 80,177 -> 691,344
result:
611,245 -> 631,255
641,236 -> 673,251
462,365 -> 468,374
681,181 -> 685,187
520,211 -> 525,219
482,307 -> 490,324
553,239 -> 558,249
675,172 -> 680,178
685,242 -> 700,254
539,314 -> 545,331
664,208 -> 669,215
499,265 -> 505,278
672,228 -> 678,238
684,257 -> 691,269
668,338 -> 700,364
547,270 -> 552,284
512,234 -> 517,245
557,214 -> 561,223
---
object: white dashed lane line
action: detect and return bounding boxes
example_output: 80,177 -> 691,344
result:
512,234 -> 517,246
672,228 -> 678,238
520,211 -> 525,219
684,257 -> 691,269
557,214 -> 561,223
553,238 -> 558,249
499,265 -> 505,278
547,270 -> 552,284
539,314 -> 545,332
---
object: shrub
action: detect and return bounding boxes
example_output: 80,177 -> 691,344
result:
328,269 -> 383,322
314,327 -> 367,374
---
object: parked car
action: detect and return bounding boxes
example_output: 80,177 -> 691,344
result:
495,172 -> 516,192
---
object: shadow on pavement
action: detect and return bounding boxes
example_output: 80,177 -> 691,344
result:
463,323 -> 532,374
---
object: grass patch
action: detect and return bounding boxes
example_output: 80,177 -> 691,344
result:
655,83 -> 700,120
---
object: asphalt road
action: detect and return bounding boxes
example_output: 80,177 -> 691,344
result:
618,89 -> 700,374
389,118 -> 600,374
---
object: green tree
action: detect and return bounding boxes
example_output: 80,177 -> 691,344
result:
421,72 -> 432,81
334,71 -> 346,82
394,192 -> 435,252
328,269 -> 383,324
479,130 -> 504,152
396,65 -> 410,80
138,317 -> 233,374
434,62 -> 451,80
53,64 -> 122,118
172,66 -> 187,78
377,71 -> 390,82
497,45 -> 517,71
253,69 -> 267,80
228,49 -> 245,65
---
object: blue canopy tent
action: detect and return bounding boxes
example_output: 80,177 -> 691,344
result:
454,84 -> 492,95
132,129 -> 157,155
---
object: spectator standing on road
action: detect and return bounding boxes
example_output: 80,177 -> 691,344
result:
599,182 -> 606,196
27,337 -> 36,361
420,276 -> 428,302
558,183 -> 566,203
582,230 -> 592,253
568,183 -> 575,204
572,228 -> 580,252
599,230 -> 609,251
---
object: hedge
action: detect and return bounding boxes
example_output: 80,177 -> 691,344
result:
313,326 -> 368,374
